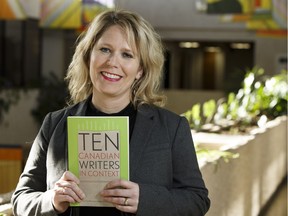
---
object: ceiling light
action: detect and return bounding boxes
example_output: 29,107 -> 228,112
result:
179,42 -> 200,48
205,46 -> 221,52
230,43 -> 251,49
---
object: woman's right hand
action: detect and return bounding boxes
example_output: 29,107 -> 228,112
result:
52,171 -> 86,213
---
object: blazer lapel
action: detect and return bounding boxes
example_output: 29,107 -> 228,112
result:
129,105 -> 155,178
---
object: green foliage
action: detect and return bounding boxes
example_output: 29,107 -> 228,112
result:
187,67 -> 287,165
183,103 -> 201,130
195,143 -> 240,165
183,67 -> 288,134
0,73 -> 68,126
0,78 -> 20,123
203,99 -> 216,123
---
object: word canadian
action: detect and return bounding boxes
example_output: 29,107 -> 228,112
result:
78,131 -> 120,151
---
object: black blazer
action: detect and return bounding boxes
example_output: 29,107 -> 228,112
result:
12,99 -> 210,216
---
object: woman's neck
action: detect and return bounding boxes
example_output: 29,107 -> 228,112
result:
91,94 -> 130,114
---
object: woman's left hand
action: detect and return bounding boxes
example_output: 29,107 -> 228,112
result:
100,179 -> 139,213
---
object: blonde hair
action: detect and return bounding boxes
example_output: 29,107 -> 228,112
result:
65,9 -> 166,107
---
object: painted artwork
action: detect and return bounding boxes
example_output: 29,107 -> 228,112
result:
40,0 -> 114,29
20,0 -> 40,18
205,0 -> 272,14
206,0 -> 244,14
40,0 -> 82,28
0,0 -> 39,20
0,0 -> 114,29
201,0 -> 287,31
80,0 -> 115,30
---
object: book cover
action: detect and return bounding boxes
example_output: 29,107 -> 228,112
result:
67,116 -> 129,207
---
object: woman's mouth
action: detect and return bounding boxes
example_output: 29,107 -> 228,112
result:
101,71 -> 122,81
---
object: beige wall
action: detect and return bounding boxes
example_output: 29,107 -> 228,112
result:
164,90 -> 224,114
0,90 -> 39,145
198,117 -> 287,216
0,90 -> 224,144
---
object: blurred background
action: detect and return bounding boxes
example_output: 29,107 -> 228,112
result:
0,0 -> 287,215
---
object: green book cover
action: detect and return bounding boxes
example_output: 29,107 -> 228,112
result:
67,116 -> 129,207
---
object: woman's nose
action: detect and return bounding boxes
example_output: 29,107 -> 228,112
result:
107,54 -> 118,67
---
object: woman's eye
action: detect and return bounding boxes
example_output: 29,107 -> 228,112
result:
100,47 -> 110,53
123,52 -> 133,58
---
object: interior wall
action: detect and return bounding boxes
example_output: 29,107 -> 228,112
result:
0,90 -> 39,145
116,0 -> 287,76
41,29 -> 65,79
116,0 -> 246,29
164,90 -> 225,114
255,37 -> 287,76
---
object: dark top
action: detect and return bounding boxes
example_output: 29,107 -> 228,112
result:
77,101 -> 137,215
12,98 -> 210,216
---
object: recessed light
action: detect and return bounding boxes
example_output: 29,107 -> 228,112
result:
179,42 -> 200,48
205,46 -> 221,52
230,43 -> 251,49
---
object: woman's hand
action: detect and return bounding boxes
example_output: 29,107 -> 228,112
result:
52,171 -> 86,213
100,179 -> 139,213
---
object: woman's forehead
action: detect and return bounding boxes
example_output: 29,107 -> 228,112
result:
98,25 -> 139,52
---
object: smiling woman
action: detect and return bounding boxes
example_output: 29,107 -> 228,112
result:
12,9 -> 210,216
66,10 -> 166,108
89,25 -> 143,111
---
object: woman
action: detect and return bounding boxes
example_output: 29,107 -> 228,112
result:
12,9 -> 210,216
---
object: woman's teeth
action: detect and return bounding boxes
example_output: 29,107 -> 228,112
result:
102,72 -> 121,79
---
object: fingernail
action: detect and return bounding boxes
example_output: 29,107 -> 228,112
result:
80,192 -> 86,199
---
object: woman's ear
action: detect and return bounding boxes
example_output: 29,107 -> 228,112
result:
135,68 -> 143,80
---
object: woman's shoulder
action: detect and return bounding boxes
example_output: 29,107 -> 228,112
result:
138,104 -> 191,137
39,101 -> 87,137
139,104 -> 184,121
48,103 -> 77,118
44,100 -> 87,123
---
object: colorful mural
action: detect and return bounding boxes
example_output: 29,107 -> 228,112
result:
0,0 -> 40,19
0,0 -> 114,29
40,0 -> 82,28
0,0 -> 27,19
20,0 -> 40,18
206,0 -> 272,14
204,0 -> 287,32
80,0 -> 113,30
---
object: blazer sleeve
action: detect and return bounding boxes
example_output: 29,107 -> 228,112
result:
11,113 -> 60,216
136,116 -> 210,216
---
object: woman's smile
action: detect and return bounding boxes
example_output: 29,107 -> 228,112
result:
89,25 -> 142,103
101,71 -> 122,82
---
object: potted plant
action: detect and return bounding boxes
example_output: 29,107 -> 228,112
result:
183,67 -> 287,162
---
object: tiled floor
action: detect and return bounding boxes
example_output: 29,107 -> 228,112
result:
259,177 -> 287,216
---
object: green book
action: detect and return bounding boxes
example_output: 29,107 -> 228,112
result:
67,116 -> 129,207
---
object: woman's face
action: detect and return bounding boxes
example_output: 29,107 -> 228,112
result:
89,25 -> 142,103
